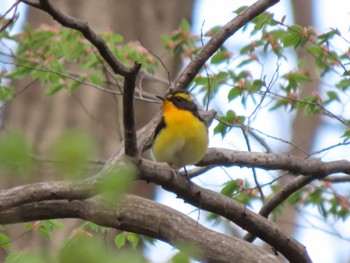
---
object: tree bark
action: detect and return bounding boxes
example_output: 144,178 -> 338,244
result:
0,194 -> 283,263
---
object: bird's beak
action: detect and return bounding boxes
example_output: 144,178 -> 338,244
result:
156,95 -> 166,101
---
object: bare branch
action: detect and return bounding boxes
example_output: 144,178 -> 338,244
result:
0,178 -> 96,212
123,62 -> 142,156
244,175 -> 314,242
137,158 -> 312,263
19,0 -> 41,9
0,195 -> 281,263
323,175 -> 350,183
200,148 -> 350,177
175,0 -> 280,90
0,155 -> 311,262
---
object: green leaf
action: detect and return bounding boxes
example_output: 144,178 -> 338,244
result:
214,111 -> 246,137
281,25 -> 303,48
281,15 -> 286,24
251,12 -> 276,33
342,129 -> 350,139
60,235 -> 144,263
282,71 -> 313,92
68,79 -> 83,92
81,56 -> 99,69
126,232 -> 140,249
5,252 -> 48,263
307,44 -> 323,57
0,86 -> 15,101
297,96 -> 321,115
269,99 -> 289,111
204,25 -> 222,37
114,232 -> 127,249
317,29 -> 339,44
180,19 -> 190,32
173,242 -> 202,262
228,87 -> 242,101
287,190 -> 303,205
0,233 -> 10,250
45,83 -> 64,96
5,66 -> 34,79
89,73 -> 103,85
5,252 -> 22,263
97,159 -> 137,201
210,50 -> 231,64
213,122 -> 228,137
171,252 -> 191,263
336,78 -> 350,90
0,132 -> 33,173
308,189 -> 323,204
25,220 -> 64,239
233,6 -> 248,15
101,32 -> 124,44
50,131 -> 96,178
221,180 -> 241,197
237,57 -> 255,68
113,232 -> 139,250
343,71 -> 350,76
81,222 -> 107,233
194,75 -> 209,86
239,44 -> 253,55
249,79 -> 265,93
234,190 -> 258,207
326,91 -> 339,102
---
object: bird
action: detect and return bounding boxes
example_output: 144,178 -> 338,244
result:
151,89 -> 208,174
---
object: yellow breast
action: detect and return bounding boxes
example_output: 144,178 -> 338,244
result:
152,101 -> 208,169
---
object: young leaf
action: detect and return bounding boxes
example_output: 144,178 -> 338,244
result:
210,50 -> 231,64
126,232 -> 140,249
45,83 -> 64,96
114,232 -> 127,249
0,132 -> 33,173
50,131 -> 96,178
0,233 -> 10,250
228,88 -> 242,101
0,86 -> 14,101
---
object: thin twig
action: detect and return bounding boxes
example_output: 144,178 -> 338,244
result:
199,20 -> 212,111
0,0 -> 20,34
241,126 -> 265,201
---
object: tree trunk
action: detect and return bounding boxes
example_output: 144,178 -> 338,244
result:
275,0 -> 321,237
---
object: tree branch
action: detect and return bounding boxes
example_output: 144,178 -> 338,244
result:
0,177 -> 97,212
200,148 -> 350,177
244,175 -> 314,242
175,0 -> 280,90
0,195 -> 282,263
123,62 -> 142,156
22,0 -> 132,76
137,158 -> 312,263
3,146 -> 347,259
0,155 -> 312,262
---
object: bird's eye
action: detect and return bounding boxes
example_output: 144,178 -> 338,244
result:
175,96 -> 182,101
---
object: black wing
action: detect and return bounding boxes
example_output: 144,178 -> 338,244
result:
154,117 -> 166,138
